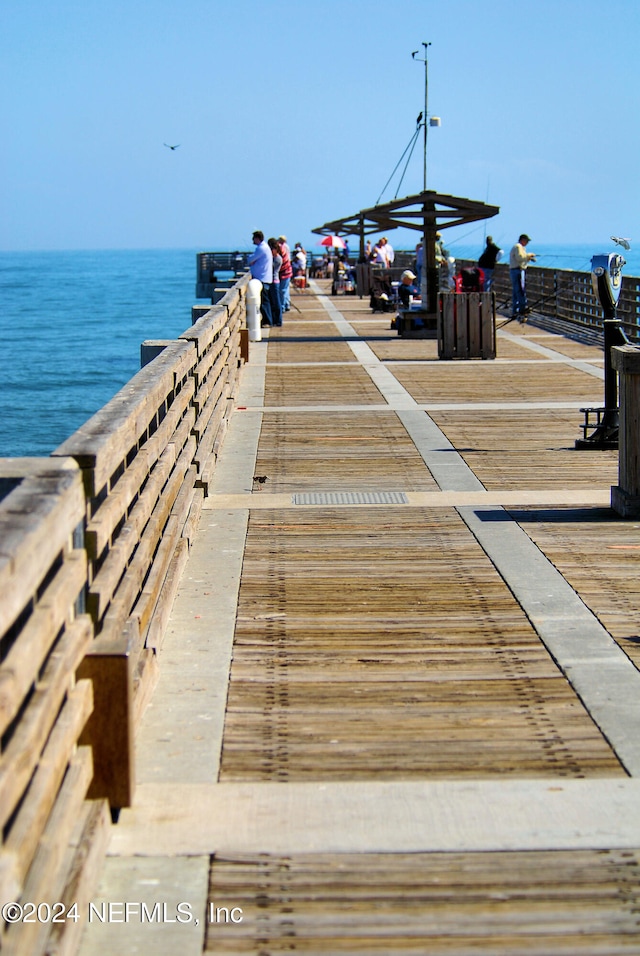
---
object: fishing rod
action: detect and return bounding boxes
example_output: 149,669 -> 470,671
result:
495,257 -> 593,328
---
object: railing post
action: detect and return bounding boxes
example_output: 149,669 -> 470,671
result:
611,345 -> 640,516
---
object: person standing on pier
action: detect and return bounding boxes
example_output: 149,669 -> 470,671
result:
415,241 -> 423,288
278,236 -> 292,313
382,237 -> 394,267
371,239 -> 386,267
249,230 -> 273,326
268,238 -> 283,327
478,235 -> 503,291
509,233 -> 536,321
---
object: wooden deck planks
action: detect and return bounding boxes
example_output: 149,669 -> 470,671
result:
263,364 -> 384,407
207,849 -> 640,953
252,411 -> 440,493
390,362 -> 605,404
429,408 -> 618,490
219,507 -> 622,782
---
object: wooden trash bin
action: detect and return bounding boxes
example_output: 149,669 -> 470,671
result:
438,291 -> 496,360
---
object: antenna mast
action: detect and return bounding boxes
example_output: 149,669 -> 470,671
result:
412,42 -> 431,189
422,41 -> 430,190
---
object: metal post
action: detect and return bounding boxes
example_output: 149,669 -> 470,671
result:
413,42 -> 432,307
422,41 -> 429,193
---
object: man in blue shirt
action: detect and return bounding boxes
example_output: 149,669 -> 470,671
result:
249,230 -> 273,326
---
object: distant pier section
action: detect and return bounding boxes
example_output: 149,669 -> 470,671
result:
196,251 -> 252,301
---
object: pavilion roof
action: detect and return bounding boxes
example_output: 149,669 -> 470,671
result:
312,189 -> 499,237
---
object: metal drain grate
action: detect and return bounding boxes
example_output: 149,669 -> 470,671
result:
292,491 -> 409,506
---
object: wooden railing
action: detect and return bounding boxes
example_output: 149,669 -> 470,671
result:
0,459 -> 110,956
51,279 -> 248,809
0,277 -> 248,955
458,260 -> 640,344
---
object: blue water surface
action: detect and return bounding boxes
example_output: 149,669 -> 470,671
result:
0,249 -> 200,457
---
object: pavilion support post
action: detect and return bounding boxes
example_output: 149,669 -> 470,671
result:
425,224 -> 439,316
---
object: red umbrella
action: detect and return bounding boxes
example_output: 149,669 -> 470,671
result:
318,235 -> 346,249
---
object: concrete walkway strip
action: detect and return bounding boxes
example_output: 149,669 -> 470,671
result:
136,509 -> 248,785
110,779 -> 640,856
396,408 -> 485,492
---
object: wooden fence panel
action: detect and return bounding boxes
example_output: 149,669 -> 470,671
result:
458,259 -> 640,342
0,460 -> 109,956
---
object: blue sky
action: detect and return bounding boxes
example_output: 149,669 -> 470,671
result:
2,0 -> 639,255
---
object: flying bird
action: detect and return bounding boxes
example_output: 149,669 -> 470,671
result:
164,143 -> 180,151
611,236 -> 631,250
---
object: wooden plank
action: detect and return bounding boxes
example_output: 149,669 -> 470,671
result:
0,854 -> 20,912
194,395 -> 227,477
84,379 -> 195,558
181,483 -> 204,543
87,444 -> 177,623
145,536 -> 190,654
2,749 -> 93,956
440,294 -> 455,359
481,291 -> 496,358
0,549 -> 87,736
193,347 -> 230,425
0,616 -> 92,829
96,436 -> 195,638
456,294 -> 468,358
133,514 -> 181,635
193,332 -> 229,392
240,327 -> 249,363
4,680 -> 94,888
179,305 -> 229,355
169,466 -> 197,539
132,647 -> 160,729
43,799 -> 111,956
206,848 -> 640,952
468,291 -> 481,357
0,466 -> 84,636
133,441 -> 199,639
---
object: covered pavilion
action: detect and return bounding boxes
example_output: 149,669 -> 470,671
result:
313,189 -> 499,312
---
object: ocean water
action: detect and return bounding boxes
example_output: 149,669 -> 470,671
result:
1,244 -> 638,459
0,249 -> 200,457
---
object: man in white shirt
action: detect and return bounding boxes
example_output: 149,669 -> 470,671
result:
382,237 -> 395,267
248,230 -> 274,326
509,233 -> 536,321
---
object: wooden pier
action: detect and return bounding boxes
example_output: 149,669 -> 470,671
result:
4,277 -> 640,953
